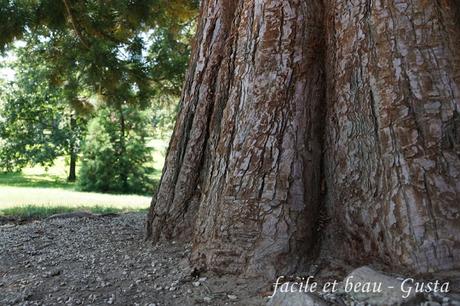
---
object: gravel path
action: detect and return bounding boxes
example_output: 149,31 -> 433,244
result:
0,213 -> 266,305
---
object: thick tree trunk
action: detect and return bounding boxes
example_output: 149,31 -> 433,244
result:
324,0 -> 460,274
147,0 -> 460,279
147,0 -> 325,278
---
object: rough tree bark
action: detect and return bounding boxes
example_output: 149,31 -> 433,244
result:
324,0 -> 460,274
147,0 -> 460,279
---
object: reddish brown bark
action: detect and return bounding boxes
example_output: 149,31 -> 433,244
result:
147,0 -> 325,278
147,0 -> 460,279
324,0 -> 460,274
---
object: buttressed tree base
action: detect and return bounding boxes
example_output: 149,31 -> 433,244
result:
147,0 -> 460,280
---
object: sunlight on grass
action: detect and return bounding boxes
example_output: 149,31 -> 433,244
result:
0,186 -> 151,209
22,156 -> 70,178
147,137 -> 168,180
147,138 -> 168,171
0,157 -> 75,189
0,172 -> 74,189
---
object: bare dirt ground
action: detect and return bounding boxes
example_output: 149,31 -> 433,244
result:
0,213 -> 267,305
2,213 -> 460,306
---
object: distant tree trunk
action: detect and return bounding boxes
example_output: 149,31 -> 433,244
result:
68,151 -> 77,182
147,0 -> 460,279
67,115 -> 77,182
118,105 -> 129,192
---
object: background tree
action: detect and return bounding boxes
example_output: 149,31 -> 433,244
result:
0,0 -> 198,107
0,43 -> 88,177
78,105 -> 153,194
0,0 -> 197,184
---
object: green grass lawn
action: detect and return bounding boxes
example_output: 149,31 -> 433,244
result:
0,168 -> 75,190
0,186 -> 152,209
0,138 -> 168,219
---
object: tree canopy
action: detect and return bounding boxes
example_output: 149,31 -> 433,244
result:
0,42 -> 87,172
1,0 -> 197,108
0,0 -> 198,190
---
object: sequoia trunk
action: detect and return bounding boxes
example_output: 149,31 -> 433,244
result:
147,0 -> 460,279
324,0 -> 460,274
147,0 -> 325,278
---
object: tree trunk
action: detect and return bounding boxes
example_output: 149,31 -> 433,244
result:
67,115 -> 77,182
118,105 -> 129,192
68,151 -> 77,182
323,0 -> 460,274
147,0 -> 460,279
